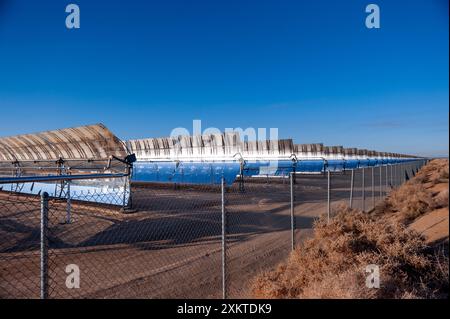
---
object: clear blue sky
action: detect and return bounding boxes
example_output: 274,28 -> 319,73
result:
0,0 -> 448,156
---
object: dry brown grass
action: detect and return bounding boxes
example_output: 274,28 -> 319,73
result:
251,159 -> 449,299
385,159 -> 449,222
434,188 -> 449,209
387,181 -> 436,222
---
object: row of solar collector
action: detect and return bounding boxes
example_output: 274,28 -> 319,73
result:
127,130 -> 420,185
133,157 -> 418,186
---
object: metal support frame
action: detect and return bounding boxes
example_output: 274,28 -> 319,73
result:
238,162 -> 245,193
55,159 -> 68,198
292,159 -> 297,185
12,161 -> 24,193
122,177 -> 129,210
40,192 -> 49,300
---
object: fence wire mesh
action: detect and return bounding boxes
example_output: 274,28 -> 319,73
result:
225,179 -> 292,298
0,192 -> 41,298
46,184 -> 223,299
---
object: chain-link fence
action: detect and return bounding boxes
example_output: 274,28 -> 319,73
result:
0,160 -> 427,299
225,180 -> 292,298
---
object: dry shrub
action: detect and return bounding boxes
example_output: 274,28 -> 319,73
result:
417,159 -> 449,184
437,165 -> 449,181
387,181 -> 436,222
252,207 -> 448,299
434,188 -> 449,209
430,160 -> 449,183
386,159 -> 448,221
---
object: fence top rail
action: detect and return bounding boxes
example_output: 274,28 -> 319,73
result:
0,173 -> 129,184
0,158 -> 114,164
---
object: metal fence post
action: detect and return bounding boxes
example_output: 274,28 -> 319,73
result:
390,164 -> 393,188
393,164 -> 397,187
404,163 -> 407,183
122,177 -> 128,210
221,177 -> 227,299
66,181 -> 71,224
349,169 -> 354,208
379,165 -> 382,200
290,172 -> 295,251
371,166 -> 375,209
385,165 -> 388,192
362,167 -> 365,212
394,164 -> 396,183
401,163 -> 405,184
327,170 -> 330,223
41,192 -> 49,299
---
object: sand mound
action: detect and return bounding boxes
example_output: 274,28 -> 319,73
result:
409,207 -> 449,244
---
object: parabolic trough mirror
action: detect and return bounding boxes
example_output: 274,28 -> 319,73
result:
132,161 -> 241,186
0,124 -> 131,206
